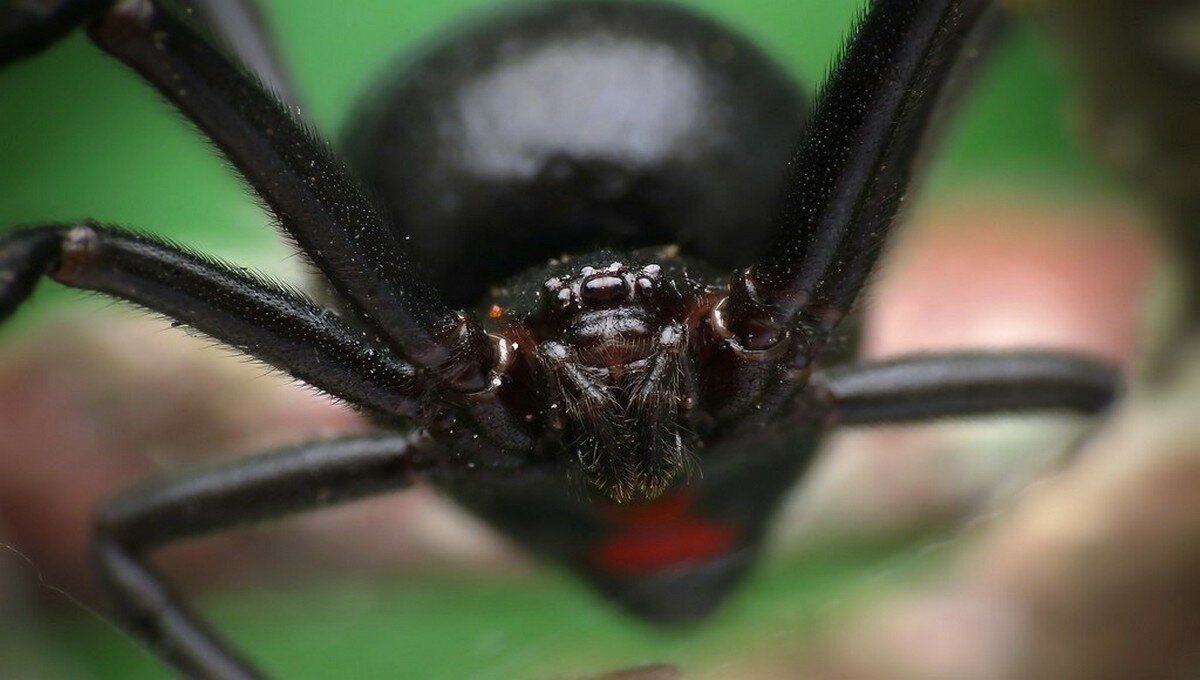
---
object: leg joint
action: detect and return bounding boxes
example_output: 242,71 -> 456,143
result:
55,223 -> 102,284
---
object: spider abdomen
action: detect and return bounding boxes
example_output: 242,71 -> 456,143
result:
344,0 -> 807,306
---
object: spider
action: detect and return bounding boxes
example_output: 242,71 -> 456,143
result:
0,0 -> 1120,677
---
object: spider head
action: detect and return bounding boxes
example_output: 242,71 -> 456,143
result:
529,256 -> 699,502
540,260 -> 668,367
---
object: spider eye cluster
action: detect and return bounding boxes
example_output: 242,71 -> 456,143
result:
541,262 -> 662,312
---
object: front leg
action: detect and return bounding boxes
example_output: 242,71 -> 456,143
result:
0,223 -> 422,418
87,0 -> 494,381
2,0 -> 533,448
1,0 -> 498,386
710,0 -> 999,423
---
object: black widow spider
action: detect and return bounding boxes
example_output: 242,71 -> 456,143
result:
0,0 -> 1119,677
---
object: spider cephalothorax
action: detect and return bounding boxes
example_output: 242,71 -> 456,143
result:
514,252 -> 705,500
0,0 -> 1122,676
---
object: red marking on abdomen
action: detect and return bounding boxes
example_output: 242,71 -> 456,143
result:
589,490 -> 738,575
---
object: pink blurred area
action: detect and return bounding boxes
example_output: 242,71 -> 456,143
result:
865,198 -> 1156,361
0,196 -> 1160,606
776,197 -> 1158,549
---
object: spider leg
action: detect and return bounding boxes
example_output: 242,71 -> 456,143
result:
91,0 -> 531,447
815,351 -> 1121,426
0,0 -> 107,64
91,431 -> 456,679
0,223 -> 423,418
2,0 -> 301,105
1,1 -> 530,448
709,0 -> 997,416
85,1 -> 495,386
730,0 -> 997,344
0,0 -> 500,392
181,0 -> 303,110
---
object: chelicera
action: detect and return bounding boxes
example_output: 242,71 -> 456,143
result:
0,0 -> 1120,676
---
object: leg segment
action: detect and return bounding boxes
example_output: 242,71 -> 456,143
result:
85,0 -> 496,386
703,0 -> 1001,425
2,0 -> 530,446
0,0 -> 108,65
816,351 -> 1121,426
723,0 -> 996,351
181,0 -> 303,109
2,0 -> 302,112
0,223 -> 422,418
92,432 -> 438,679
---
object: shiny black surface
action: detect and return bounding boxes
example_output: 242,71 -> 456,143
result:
345,0 -> 807,306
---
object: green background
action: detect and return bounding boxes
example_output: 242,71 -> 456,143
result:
0,0 -> 1100,677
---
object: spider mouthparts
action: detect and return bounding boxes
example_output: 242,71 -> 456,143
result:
576,427 -> 691,504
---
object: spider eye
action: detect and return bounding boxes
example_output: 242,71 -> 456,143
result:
635,264 -> 661,292
556,287 -> 573,307
580,274 -> 629,305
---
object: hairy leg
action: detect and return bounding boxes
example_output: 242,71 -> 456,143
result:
92,432 -> 437,678
1,0 -> 501,390
182,0 -> 302,109
88,0 -> 495,383
708,0 -> 1000,422
0,223 -> 421,417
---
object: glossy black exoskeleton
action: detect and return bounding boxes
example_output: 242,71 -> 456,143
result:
0,0 -> 1121,676
345,1 -> 805,306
